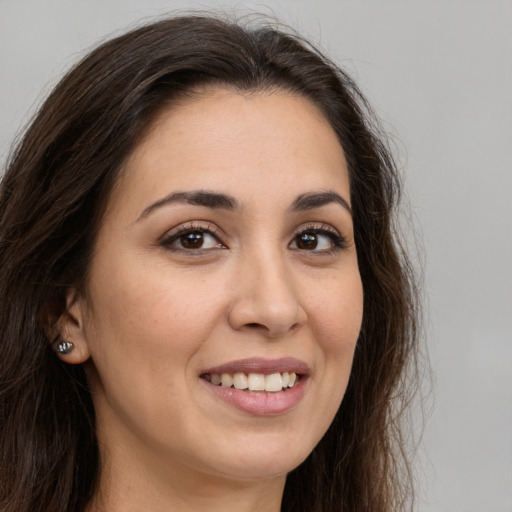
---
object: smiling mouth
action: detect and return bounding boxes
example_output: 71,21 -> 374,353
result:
201,371 -> 300,393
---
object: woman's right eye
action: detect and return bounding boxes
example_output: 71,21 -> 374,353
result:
161,226 -> 226,252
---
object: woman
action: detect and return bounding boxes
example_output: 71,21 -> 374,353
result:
0,14 -> 419,512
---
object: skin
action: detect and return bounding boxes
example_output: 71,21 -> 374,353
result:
60,88 -> 364,512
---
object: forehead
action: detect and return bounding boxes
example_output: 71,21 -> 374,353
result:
108,88 -> 350,218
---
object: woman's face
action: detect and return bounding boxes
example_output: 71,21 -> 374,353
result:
68,88 -> 363,485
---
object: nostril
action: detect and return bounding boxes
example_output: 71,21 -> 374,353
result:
228,294 -> 306,335
246,322 -> 263,329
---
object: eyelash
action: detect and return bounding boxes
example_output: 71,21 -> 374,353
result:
159,222 -> 226,252
290,223 -> 348,253
159,222 -> 347,254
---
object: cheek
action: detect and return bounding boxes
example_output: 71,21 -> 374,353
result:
81,257 -> 231,438
307,271 -> 363,408
83,256 -> 228,367
310,271 -> 364,351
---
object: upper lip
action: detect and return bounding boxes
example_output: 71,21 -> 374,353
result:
201,357 -> 310,376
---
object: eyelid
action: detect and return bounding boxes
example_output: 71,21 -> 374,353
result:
290,222 -> 348,251
159,221 -> 227,250
295,222 -> 340,235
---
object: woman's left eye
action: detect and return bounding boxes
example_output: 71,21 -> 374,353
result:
289,228 -> 345,252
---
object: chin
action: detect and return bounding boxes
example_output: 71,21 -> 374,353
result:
199,432 -> 314,482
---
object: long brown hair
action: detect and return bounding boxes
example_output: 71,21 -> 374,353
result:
0,14 -> 420,512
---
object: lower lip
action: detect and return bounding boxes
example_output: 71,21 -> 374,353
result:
201,376 -> 308,416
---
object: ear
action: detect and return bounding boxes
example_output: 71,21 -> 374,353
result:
51,288 -> 91,364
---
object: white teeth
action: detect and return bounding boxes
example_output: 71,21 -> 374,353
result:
265,373 -> 283,392
221,374 -> 233,388
207,371 -> 298,392
233,372 -> 248,390
248,373 -> 266,391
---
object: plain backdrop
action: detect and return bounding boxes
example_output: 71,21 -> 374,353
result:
1,1 -> 511,511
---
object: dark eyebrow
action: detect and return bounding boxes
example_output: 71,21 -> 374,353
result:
137,190 -> 239,222
289,191 -> 352,216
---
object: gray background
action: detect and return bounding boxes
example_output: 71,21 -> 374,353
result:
1,1 -> 511,510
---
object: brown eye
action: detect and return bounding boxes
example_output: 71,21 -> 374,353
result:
162,227 -> 225,252
180,231 -> 205,249
295,232 -> 318,250
289,227 -> 346,252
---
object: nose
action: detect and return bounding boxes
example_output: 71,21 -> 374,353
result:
227,252 -> 307,338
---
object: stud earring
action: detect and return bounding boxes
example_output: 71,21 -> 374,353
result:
54,340 -> 74,355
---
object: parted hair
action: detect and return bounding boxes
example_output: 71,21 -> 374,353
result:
0,14 -> 420,512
